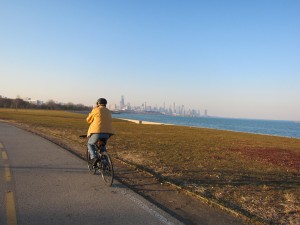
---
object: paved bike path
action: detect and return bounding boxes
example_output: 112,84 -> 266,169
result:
0,122 -> 182,225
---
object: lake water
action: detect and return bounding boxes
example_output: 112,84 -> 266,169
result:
113,113 -> 300,139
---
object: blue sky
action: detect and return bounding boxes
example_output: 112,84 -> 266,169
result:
1,0 -> 299,120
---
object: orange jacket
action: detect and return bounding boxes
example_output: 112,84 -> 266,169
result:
86,106 -> 114,136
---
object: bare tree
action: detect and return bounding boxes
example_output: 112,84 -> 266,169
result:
46,100 -> 57,110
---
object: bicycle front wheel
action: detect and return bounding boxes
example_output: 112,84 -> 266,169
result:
98,152 -> 114,186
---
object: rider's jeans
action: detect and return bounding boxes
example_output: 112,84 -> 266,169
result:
87,133 -> 110,159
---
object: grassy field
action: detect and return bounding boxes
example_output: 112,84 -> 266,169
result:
0,108 -> 299,224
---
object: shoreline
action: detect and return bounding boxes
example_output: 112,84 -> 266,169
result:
117,118 -> 300,140
118,118 -> 173,125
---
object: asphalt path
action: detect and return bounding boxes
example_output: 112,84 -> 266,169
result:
0,122 -> 183,225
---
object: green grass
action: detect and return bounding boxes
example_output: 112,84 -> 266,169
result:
1,108 -> 299,224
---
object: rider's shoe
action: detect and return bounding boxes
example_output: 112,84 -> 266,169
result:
91,157 -> 99,167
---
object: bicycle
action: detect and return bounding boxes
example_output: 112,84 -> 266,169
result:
79,135 -> 114,186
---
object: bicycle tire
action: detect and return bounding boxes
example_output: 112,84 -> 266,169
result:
86,148 -> 96,174
98,152 -> 114,186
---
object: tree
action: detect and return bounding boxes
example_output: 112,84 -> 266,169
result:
45,100 -> 57,110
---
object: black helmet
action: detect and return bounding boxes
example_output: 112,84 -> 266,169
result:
96,98 -> 107,106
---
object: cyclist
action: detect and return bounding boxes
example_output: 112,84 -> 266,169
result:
86,98 -> 114,166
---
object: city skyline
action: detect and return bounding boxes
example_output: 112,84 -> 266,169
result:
1,1 -> 299,121
1,93 -> 205,117
109,95 -> 204,117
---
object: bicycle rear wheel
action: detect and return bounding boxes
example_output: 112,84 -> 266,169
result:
86,148 -> 96,174
98,152 -> 114,186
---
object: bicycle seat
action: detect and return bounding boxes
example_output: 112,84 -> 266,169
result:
79,135 -> 87,139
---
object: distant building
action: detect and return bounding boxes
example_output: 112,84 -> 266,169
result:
120,95 -> 125,109
23,97 -> 43,105
204,109 -> 208,117
108,104 -> 117,111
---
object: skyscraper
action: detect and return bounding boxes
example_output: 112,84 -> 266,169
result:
120,95 -> 125,109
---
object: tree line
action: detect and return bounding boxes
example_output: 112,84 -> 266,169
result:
0,97 -> 90,111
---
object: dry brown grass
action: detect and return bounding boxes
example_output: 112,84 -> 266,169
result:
1,108 -> 299,224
